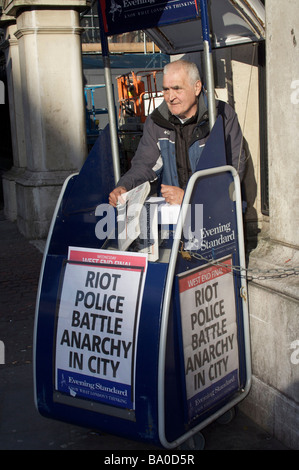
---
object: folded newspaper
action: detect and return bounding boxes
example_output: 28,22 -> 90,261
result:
117,181 -> 151,252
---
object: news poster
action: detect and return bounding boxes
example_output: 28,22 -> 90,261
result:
178,256 -> 240,421
99,0 -> 199,35
54,247 -> 148,410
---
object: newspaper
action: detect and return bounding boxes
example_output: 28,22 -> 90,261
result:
117,184 -> 181,261
136,199 -> 159,261
117,181 -> 150,252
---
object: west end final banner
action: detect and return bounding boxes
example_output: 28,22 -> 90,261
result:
178,256 -> 240,422
98,0 -> 199,36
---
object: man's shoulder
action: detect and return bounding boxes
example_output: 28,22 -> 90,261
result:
216,99 -> 236,118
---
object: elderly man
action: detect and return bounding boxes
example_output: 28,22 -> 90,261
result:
109,59 -> 245,207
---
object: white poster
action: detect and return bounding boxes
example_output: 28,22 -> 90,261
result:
178,256 -> 239,421
55,247 -> 148,410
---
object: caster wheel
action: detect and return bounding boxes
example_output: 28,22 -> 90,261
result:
216,407 -> 236,424
178,432 -> 205,450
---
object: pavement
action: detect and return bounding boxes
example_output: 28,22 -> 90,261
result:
0,209 -> 290,452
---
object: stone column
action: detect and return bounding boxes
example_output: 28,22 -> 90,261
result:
1,1 -> 90,238
267,3 -> 299,247
1,20 -> 27,221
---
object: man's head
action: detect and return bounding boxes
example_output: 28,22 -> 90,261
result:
162,60 -> 202,119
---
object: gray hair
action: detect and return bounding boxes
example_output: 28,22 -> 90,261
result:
163,60 -> 201,84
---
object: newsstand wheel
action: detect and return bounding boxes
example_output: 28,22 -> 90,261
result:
216,407 -> 236,425
178,432 -> 205,450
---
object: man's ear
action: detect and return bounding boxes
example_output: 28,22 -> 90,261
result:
195,80 -> 202,96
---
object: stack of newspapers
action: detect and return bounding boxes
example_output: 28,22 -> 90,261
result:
117,182 -> 180,261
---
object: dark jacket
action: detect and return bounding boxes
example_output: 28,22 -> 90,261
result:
118,93 -> 246,191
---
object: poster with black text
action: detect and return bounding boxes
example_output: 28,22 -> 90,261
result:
178,256 -> 240,421
55,248 -> 148,410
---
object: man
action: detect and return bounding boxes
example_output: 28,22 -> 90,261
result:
109,59 -> 246,207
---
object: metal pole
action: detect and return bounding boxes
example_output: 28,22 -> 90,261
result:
199,0 -> 216,130
97,3 -> 121,184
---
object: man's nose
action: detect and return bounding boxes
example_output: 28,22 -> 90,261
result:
169,89 -> 177,101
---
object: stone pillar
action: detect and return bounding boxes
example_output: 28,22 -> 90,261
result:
240,1 -> 299,449
1,1 -> 90,238
267,4 -> 299,247
1,21 -> 27,221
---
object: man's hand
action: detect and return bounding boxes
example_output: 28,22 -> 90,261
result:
109,186 -> 127,207
161,184 -> 184,205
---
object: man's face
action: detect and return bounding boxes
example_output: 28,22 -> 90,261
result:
162,65 -> 202,119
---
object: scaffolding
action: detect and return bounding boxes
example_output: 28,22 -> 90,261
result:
116,69 -> 163,171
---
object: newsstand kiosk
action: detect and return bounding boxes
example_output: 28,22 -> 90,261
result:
33,0 -> 265,449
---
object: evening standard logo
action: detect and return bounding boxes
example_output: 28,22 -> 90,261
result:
123,0 -> 156,7
0,81 -> 4,105
109,0 -> 122,21
67,376 -> 128,396
199,222 -> 235,251
0,341 -> 5,364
